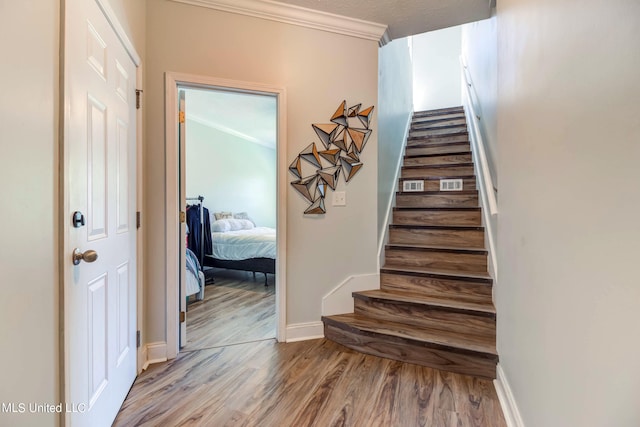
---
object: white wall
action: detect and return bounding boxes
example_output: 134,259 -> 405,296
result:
496,0 -> 640,426
0,2 -> 59,426
377,38 -> 414,251
186,119 -> 277,228
144,1 -> 379,343
461,12 -> 497,187
412,26 -> 462,111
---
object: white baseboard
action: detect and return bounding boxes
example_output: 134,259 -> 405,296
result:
322,273 -> 380,316
142,341 -> 168,370
494,363 -> 526,427
285,321 -> 324,342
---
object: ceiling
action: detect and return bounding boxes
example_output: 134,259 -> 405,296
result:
182,0 -> 493,147
272,0 -> 493,40
185,88 -> 277,150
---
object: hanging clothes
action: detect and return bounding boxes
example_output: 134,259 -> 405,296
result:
186,205 -> 212,262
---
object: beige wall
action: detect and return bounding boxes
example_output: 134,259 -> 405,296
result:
144,1 -> 379,343
377,38 -> 413,246
461,12 -> 497,187
0,1 -> 144,426
412,26 -> 462,111
0,2 -> 59,425
496,0 -> 640,425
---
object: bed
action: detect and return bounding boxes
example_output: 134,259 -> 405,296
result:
186,248 -> 205,301
203,217 -> 276,285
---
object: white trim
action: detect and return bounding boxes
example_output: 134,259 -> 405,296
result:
139,345 -> 148,371
143,342 -> 169,370
378,113 -> 413,268
460,56 -> 498,280
95,0 -> 141,66
170,0 -> 388,43
165,72 -> 288,358
322,273 -> 380,316
494,364 -> 526,427
285,322 -> 324,342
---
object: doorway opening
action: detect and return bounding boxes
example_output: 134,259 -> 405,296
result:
181,87 -> 277,350
164,73 -> 287,358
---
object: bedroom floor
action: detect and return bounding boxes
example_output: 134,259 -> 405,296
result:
185,268 -> 276,350
113,338 -> 507,426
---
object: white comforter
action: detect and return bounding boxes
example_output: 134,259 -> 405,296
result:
211,227 -> 276,260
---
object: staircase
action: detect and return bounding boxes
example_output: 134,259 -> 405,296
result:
322,106 -> 497,379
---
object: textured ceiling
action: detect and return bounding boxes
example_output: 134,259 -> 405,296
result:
272,0 -> 492,40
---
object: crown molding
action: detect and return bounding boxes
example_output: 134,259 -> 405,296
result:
170,0 -> 388,43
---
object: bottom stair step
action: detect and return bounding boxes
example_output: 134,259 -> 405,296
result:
322,314 -> 497,379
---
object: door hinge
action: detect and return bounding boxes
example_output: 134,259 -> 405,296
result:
135,89 -> 143,109
180,311 -> 186,323
180,211 -> 186,223
136,211 -> 141,229
136,330 -> 141,348
179,111 -> 185,124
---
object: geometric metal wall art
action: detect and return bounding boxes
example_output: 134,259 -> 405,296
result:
290,100 -> 375,215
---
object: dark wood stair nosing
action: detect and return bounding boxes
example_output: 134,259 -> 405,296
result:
399,175 -> 476,181
380,266 -> 493,284
322,315 -> 498,360
385,244 -> 488,255
393,206 -> 481,212
395,190 -> 478,196
408,131 -> 469,140
402,162 -> 474,170
352,291 -> 496,319
404,151 -> 472,159
389,224 -> 484,231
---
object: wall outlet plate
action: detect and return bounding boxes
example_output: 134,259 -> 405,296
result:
333,191 -> 346,206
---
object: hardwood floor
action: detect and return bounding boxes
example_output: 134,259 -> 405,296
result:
114,338 -> 506,427
185,269 -> 275,350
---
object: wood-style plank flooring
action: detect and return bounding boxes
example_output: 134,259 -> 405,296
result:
114,338 -> 506,426
185,269 -> 275,350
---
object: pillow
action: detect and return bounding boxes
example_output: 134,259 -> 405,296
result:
211,219 -> 231,232
237,219 -> 255,230
227,218 -> 244,231
214,211 -> 233,220
233,212 -> 256,226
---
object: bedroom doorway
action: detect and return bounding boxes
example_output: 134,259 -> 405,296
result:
165,73 -> 287,358
181,87 -> 278,350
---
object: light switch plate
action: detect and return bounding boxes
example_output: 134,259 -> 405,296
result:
333,191 -> 346,206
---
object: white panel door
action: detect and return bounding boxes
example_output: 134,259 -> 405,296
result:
64,0 -> 137,425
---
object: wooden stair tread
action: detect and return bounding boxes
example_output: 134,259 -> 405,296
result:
386,243 -> 487,254
405,151 -> 472,159
414,107 -> 464,116
396,190 -> 478,195
354,289 -> 496,316
389,224 -> 484,231
323,314 -> 497,356
402,162 -> 474,169
381,264 -> 492,282
394,206 -> 481,211
399,175 -> 475,180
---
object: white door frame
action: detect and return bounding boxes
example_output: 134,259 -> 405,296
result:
164,72 -> 287,358
60,0 -> 142,422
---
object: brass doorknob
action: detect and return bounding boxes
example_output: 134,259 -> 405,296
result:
72,248 -> 98,265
